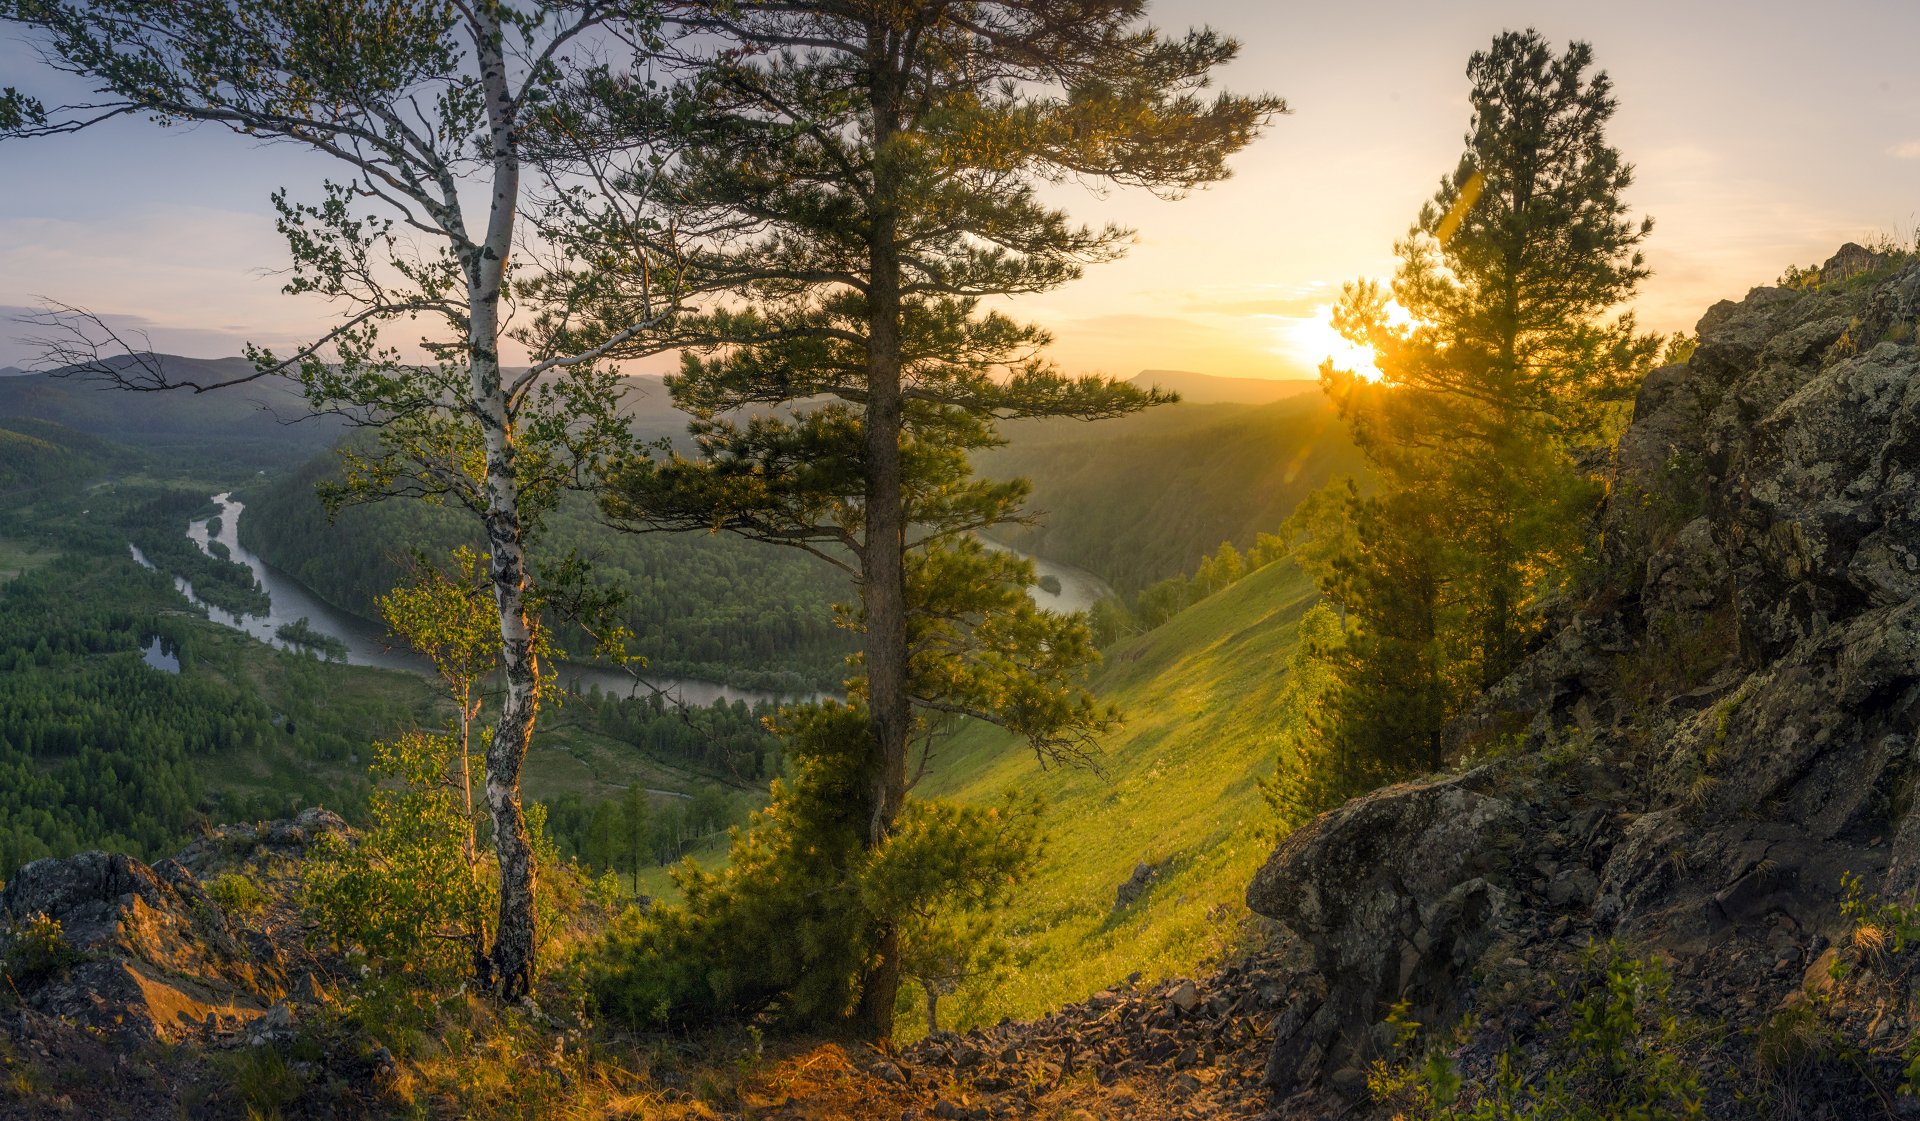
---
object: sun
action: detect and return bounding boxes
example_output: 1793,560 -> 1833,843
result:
1280,305 -> 1386,381
1272,299 -> 1416,383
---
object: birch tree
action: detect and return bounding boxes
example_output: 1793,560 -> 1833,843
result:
0,0 -> 679,997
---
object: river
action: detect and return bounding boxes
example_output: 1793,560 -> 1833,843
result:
138,492 -> 1114,708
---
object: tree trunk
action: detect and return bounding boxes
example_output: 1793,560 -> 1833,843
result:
853,49 -> 910,1041
470,10 -> 539,1002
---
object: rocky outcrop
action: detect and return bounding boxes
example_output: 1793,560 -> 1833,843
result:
1246,244 -> 1920,1115
1245,769 -> 1519,1092
0,807 -> 347,1042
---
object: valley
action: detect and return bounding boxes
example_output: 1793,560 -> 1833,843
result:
3,8 -> 1905,1116
0,366 -> 1334,976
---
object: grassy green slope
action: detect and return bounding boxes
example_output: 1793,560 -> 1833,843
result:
923,557 -> 1319,1030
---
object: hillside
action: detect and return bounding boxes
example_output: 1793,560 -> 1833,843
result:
976,393 -> 1369,591
0,418 -> 137,497
0,356 -> 350,469
918,556 -> 1319,1030
0,358 -> 699,471
11,250 -> 1920,1120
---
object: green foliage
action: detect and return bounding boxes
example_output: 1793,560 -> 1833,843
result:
302,730 -> 492,986
207,872 -> 270,919
589,704 -> 873,1028
543,776 -> 750,889
1372,945 -> 1704,1120
1839,870 -> 1920,956
1257,601 -> 1359,835
1779,262 -> 1824,290
585,1 -> 1276,1037
0,913 -> 81,990
590,702 -> 1043,1032
1314,30 -> 1659,790
1,0 -> 694,998
219,1047 -> 303,1121
879,796 -> 1045,1035
1754,999 -> 1838,1083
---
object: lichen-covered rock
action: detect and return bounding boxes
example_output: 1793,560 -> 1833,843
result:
1245,769 -> 1518,1092
172,805 -> 351,880
0,850 -> 276,1040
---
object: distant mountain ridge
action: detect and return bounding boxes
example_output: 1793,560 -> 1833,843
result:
0,354 -> 348,469
0,353 -> 701,467
1129,368 -> 1321,405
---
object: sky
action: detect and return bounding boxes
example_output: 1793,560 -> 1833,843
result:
3,1 -> 1920,378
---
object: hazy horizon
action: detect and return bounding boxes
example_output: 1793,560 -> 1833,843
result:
5,0 -> 1919,377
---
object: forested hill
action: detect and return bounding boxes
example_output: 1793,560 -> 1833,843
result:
240,449 -> 857,692
1128,369 -> 1323,405
0,359 -> 695,469
975,391 -> 1369,591
0,357 -> 350,468
0,418 -> 138,496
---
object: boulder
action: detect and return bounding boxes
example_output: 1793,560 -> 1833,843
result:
1245,769 -> 1517,1091
0,810 -> 347,1045
1114,861 -> 1159,909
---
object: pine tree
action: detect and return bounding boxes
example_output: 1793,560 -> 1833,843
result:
583,0 -> 1280,1037
1316,29 -> 1658,772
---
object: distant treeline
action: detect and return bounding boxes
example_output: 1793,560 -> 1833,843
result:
1088,481 -> 1352,646
569,689 -> 786,784
0,418 -> 136,498
544,782 -> 741,889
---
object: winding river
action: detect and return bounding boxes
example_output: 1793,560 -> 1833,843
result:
137,492 -> 1113,708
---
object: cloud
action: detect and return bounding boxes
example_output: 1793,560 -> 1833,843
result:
0,302 -> 259,369
1890,140 -> 1920,160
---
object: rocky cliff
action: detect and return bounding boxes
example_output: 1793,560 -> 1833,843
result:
1246,243 -> 1920,1118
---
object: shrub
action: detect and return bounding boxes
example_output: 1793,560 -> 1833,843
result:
589,701 -> 1043,1033
1371,943 -> 1704,1120
302,731 -> 491,987
208,872 -> 270,919
0,913 -> 80,990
